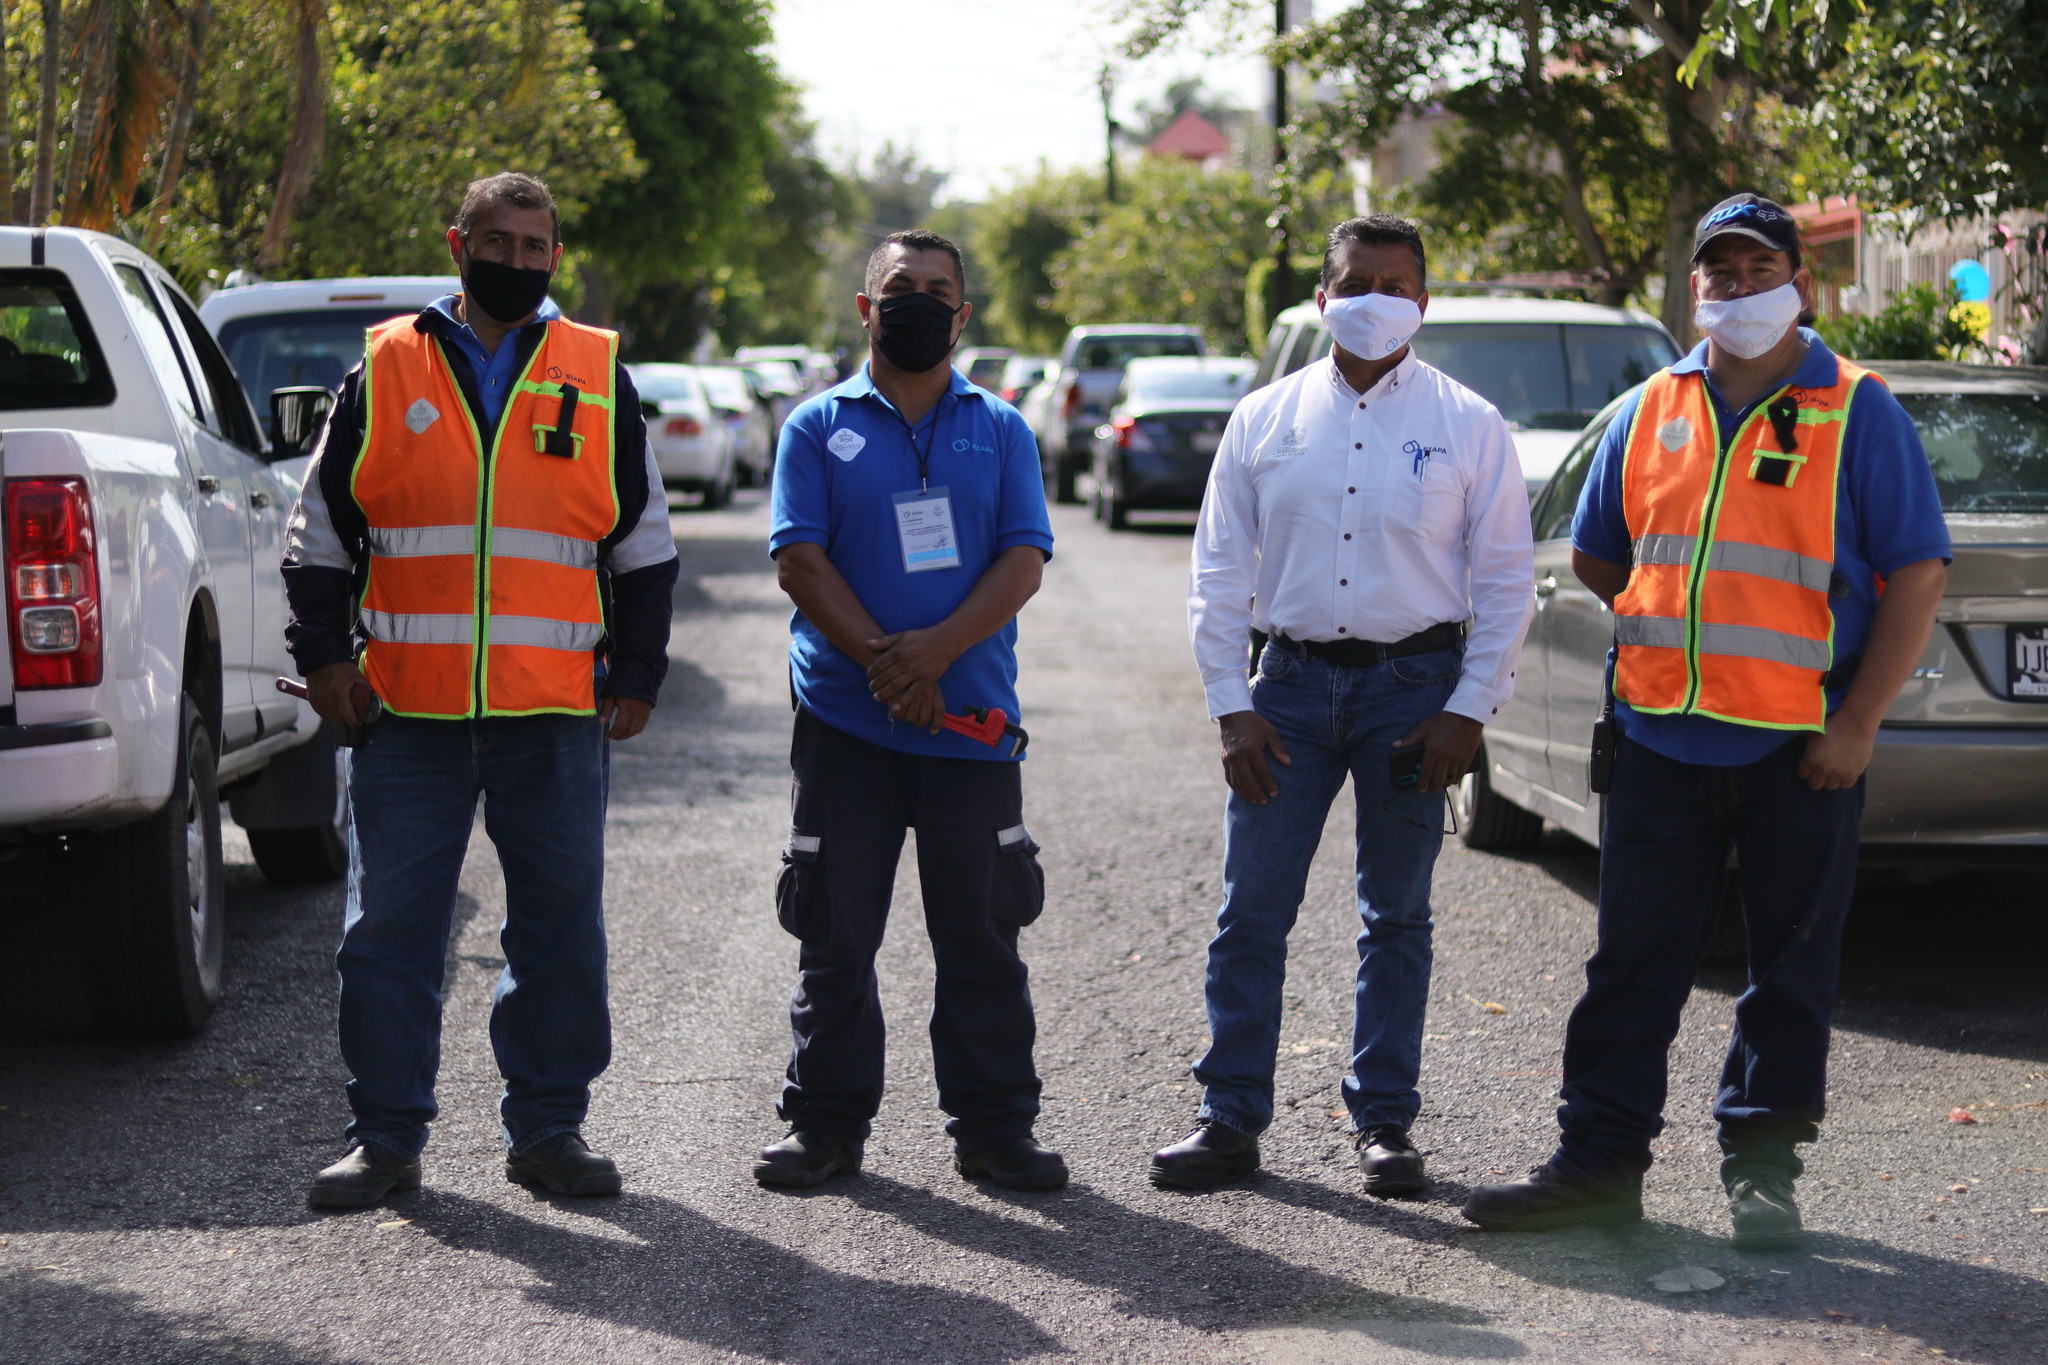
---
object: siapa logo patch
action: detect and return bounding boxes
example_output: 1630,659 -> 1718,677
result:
826,428 -> 866,461
405,398 -> 440,434
1658,415 -> 1693,452
951,436 -> 997,455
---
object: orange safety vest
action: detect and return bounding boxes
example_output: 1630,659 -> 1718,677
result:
1613,356 -> 1877,731
350,315 -> 620,719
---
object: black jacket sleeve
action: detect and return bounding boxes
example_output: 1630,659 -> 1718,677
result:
599,363 -> 678,704
281,365 -> 370,676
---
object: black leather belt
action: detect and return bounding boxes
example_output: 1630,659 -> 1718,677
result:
1272,621 -> 1466,667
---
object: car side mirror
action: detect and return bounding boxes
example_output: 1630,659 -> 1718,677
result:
270,386 -> 334,461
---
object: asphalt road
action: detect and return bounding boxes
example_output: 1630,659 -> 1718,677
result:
4,491 -> 2045,1365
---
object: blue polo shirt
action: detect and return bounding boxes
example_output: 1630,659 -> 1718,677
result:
1572,330 -> 1950,765
426,294 -> 562,430
769,364 -> 1054,759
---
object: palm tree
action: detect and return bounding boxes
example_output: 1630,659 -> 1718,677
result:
30,0 -> 61,224
58,0 -> 115,223
257,0 -> 327,271
153,0 -> 212,213
59,0 -> 183,229
1,1 -> 14,223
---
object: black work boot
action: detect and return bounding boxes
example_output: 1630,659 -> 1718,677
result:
307,1140 -> 421,1210
1356,1124 -> 1427,1198
753,1129 -> 862,1189
1728,1172 -> 1803,1250
506,1133 -> 622,1197
956,1136 -> 1070,1191
1148,1118 -> 1260,1189
1463,1161 -> 1644,1231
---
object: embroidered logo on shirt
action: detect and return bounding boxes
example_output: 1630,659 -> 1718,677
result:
405,399 -> 440,435
827,428 -> 865,461
1658,415 -> 1693,452
951,436 -> 997,455
1402,439 -> 1449,478
1265,427 -> 1308,461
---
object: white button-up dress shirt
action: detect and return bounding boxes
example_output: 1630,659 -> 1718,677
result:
1190,348 -> 1536,722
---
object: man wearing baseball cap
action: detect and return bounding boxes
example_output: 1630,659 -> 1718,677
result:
1462,192 -> 1950,1247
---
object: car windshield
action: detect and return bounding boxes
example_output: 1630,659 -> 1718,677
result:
1130,369 -> 1251,402
1410,323 -> 1677,430
696,368 -> 751,408
0,270 -> 115,410
1897,391 -> 2048,513
632,369 -> 702,405
966,354 -> 1009,384
216,306 -> 411,430
1073,334 -> 1203,370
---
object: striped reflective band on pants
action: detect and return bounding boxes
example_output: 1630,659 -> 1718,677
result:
359,609 -> 604,652
1613,614 -> 1832,672
1632,533 -> 1834,593
367,525 -> 599,570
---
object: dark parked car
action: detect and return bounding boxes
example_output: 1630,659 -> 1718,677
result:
1036,324 -> 1207,503
1087,356 -> 1256,528
1460,361 -> 2048,868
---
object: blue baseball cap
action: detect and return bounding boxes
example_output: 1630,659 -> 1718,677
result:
1692,193 -> 1802,268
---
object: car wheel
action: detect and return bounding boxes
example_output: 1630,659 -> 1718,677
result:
702,459 -> 733,510
1053,450 -> 1080,505
1103,470 -> 1129,530
77,695 -> 225,1037
246,726 -> 349,884
1454,744 -> 1543,852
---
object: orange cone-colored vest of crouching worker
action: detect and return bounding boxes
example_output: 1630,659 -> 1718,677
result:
350,315 -> 620,719
1614,359 -> 1878,732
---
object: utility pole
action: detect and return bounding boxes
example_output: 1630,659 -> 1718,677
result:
1268,0 -> 1293,333
1100,64 -> 1119,204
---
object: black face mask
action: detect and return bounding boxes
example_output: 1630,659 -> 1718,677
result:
461,251 -> 554,325
873,291 -> 961,373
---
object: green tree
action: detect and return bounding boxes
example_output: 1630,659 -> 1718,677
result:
976,165 -> 1101,353
706,101 -> 857,351
1050,156 -> 1269,353
1814,281 -> 1980,361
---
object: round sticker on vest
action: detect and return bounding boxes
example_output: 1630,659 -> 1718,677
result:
1658,415 -> 1692,452
827,428 -> 866,461
405,398 -> 440,435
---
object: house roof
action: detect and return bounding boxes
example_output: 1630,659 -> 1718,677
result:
1148,109 -> 1231,160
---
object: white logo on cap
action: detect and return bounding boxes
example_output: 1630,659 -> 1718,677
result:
405,399 -> 440,435
827,428 -> 865,461
1659,416 -> 1693,452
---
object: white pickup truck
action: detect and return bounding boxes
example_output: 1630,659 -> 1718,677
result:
0,226 -> 348,1038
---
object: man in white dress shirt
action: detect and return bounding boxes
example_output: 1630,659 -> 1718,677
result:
1150,214 -> 1535,1195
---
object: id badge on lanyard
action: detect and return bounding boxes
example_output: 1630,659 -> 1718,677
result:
893,486 -> 961,573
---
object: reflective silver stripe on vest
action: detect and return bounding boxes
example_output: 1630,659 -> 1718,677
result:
487,615 -> 605,652
358,608 -> 476,645
492,527 -> 601,570
366,524 -> 476,558
1631,534 -> 1832,593
1616,614 -> 1830,671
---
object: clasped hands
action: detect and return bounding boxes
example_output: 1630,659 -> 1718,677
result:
866,626 -> 961,732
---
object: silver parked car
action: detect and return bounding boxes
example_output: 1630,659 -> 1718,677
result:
1460,361 -> 2048,864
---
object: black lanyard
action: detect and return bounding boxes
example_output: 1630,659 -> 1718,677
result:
894,401 -> 943,492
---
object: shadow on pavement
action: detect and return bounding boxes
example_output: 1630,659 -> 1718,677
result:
411,1188 -> 1058,1365
1258,1174 -> 2046,1363
0,1270 -> 367,1365
841,1175 -> 1527,1355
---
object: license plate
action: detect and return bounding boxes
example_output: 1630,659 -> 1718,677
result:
2011,624 -> 2048,699
1190,430 -> 1222,455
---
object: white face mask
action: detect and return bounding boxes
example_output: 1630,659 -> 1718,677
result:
1321,292 -> 1423,361
1693,281 -> 1802,359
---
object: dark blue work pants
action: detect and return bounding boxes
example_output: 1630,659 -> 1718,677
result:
774,709 -> 1045,1150
1555,735 -> 1863,1190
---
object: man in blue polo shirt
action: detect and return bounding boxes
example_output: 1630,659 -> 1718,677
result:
755,229 -> 1063,1192
1466,194 -> 1949,1248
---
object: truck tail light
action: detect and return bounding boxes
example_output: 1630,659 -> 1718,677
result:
1063,382 -> 1082,418
665,416 -> 703,438
1111,416 -> 1136,448
6,477 -> 103,689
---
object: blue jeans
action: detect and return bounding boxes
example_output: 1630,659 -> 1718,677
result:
338,712 -> 611,1158
1194,641 -> 1460,1137
1554,735 -> 1863,1190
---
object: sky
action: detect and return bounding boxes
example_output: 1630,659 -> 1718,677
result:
768,0 -> 1279,203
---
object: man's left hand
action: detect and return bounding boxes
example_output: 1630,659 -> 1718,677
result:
1395,711 -> 1485,792
599,695 -> 653,740
1798,719 -> 1875,791
866,628 -> 960,705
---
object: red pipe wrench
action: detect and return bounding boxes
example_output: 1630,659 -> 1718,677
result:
942,705 -> 1029,757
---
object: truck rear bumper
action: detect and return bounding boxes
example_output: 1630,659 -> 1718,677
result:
0,721 -> 128,828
